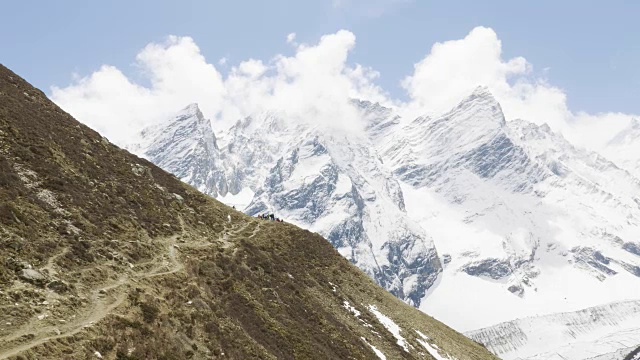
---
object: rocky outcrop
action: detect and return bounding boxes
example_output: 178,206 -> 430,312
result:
462,258 -> 513,280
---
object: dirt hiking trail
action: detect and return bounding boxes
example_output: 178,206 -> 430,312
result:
0,220 -> 254,359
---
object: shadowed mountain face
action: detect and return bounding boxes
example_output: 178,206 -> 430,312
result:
0,65 -> 496,359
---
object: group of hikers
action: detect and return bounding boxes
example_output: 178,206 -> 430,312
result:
228,205 -> 284,223
257,213 -> 284,222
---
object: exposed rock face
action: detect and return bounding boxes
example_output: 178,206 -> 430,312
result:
462,258 -> 513,280
572,247 -> 617,279
623,242 -> 640,256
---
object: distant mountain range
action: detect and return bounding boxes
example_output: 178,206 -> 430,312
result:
128,86 -> 640,359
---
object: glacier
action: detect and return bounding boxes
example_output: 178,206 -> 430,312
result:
466,300 -> 640,360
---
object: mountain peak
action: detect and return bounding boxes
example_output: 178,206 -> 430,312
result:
128,103 -> 223,195
466,86 -> 500,108
607,118 -> 640,147
183,102 -> 200,113
174,103 -> 205,121
471,85 -> 492,97
444,85 -> 505,128
351,98 -> 386,111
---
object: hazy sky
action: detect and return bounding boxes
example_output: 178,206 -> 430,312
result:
1,0 -> 638,145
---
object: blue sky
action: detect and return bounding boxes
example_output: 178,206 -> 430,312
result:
2,0 -> 639,114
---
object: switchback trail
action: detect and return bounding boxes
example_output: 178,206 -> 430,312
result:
0,218 -> 264,359
0,228 -> 216,358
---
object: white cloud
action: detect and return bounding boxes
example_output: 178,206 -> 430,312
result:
399,26 -> 636,149
221,30 -> 385,134
569,111 -> 635,149
51,36 -> 226,144
52,30 -> 384,145
218,57 -> 227,66
51,27 -> 637,151
286,32 -> 296,44
402,27 -> 550,118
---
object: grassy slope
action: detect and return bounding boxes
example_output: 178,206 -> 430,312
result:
0,64 -> 497,360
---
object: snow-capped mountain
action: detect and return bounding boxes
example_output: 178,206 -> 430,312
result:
603,119 -> 640,178
378,87 -> 547,193
126,104 -> 228,197
360,88 -> 640,331
245,130 -> 441,305
129,107 -> 442,306
128,88 -> 640,360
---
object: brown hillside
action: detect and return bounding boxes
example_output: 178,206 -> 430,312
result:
0,64 -> 497,360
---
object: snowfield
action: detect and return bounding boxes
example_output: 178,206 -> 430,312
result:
368,305 -> 409,352
466,300 -> 640,360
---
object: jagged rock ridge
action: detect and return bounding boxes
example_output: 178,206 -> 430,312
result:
127,103 -> 228,197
